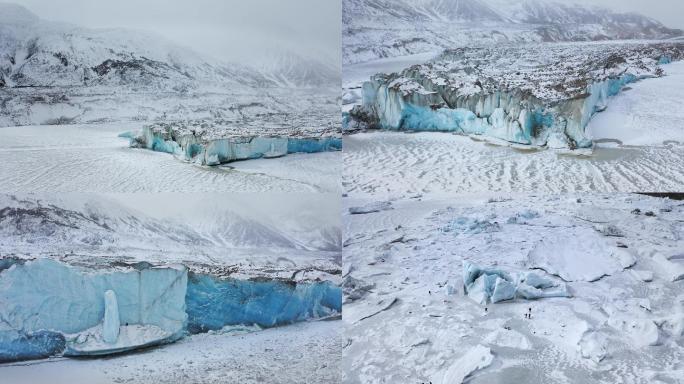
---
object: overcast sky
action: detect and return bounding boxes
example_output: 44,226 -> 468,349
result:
577,0 -> 684,29
9,0 -> 341,64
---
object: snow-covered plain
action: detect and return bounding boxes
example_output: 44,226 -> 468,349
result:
343,131 -> 684,196
0,320 -> 341,384
0,124 -> 340,193
342,193 -> 684,383
588,61 -> 684,146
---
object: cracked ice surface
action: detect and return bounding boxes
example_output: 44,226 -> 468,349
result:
342,193 -> 684,383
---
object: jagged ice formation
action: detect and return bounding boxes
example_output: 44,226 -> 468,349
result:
121,118 -> 342,165
348,42 -> 684,149
0,259 -> 341,362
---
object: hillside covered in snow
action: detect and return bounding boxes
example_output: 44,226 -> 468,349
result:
343,0 -> 683,64
0,194 -> 341,280
0,3 -> 340,130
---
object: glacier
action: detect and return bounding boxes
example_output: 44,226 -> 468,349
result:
0,259 -> 187,361
349,42 -> 684,149
186,273 -> 342,333
0,259 -> 342,362
342,0 -> 684,65
123,120 -> 342,165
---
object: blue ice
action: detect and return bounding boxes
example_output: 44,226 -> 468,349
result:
185,274 -> 342,333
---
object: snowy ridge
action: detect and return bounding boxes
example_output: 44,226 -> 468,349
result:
0,3 -> 340,128
0,3 -> 333,90
0,194 -> 342,277
343,0 -> 683,64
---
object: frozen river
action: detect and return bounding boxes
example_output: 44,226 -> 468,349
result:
0,123 -> 340,193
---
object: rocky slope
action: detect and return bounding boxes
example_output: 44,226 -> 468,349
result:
343,0 -> 683,64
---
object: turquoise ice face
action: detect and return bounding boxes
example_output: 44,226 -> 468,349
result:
0,259 -> 341,362
185,273 -> 342,333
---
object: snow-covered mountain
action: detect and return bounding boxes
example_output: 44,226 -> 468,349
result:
0,194 -> 341,254
0,3 -> 336,90
343,0 -> 683,63
255,51 -> 340,89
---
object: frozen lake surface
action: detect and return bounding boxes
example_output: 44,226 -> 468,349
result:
0,124 -> 340,193
0,320 -> 341,384
343,131 -> 684,196
588,61 -> 684,146
342,193 -> 684,383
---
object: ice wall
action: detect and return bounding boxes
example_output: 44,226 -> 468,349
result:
0,259 -> 188,362
0,260 -> 342,362
355,73 -> 645,149
185,273 -> 342,333
124,126 -> 342,166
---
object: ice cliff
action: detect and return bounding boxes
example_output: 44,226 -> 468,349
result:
348,42 -> 684,149
0,259 -> 341,362
122,118 -> 342,165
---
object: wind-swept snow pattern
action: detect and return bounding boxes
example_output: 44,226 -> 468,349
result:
347,42 -> 684,149
342,193 -> 684,383
343,131 -> 684,195
0,124 -> 340,193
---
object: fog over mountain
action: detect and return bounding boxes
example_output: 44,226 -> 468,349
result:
5,0 -> 341,67
343,0 -> 683,64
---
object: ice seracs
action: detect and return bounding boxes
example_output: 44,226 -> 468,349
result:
348,42 -> 684,149
123,118 -> 342,165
